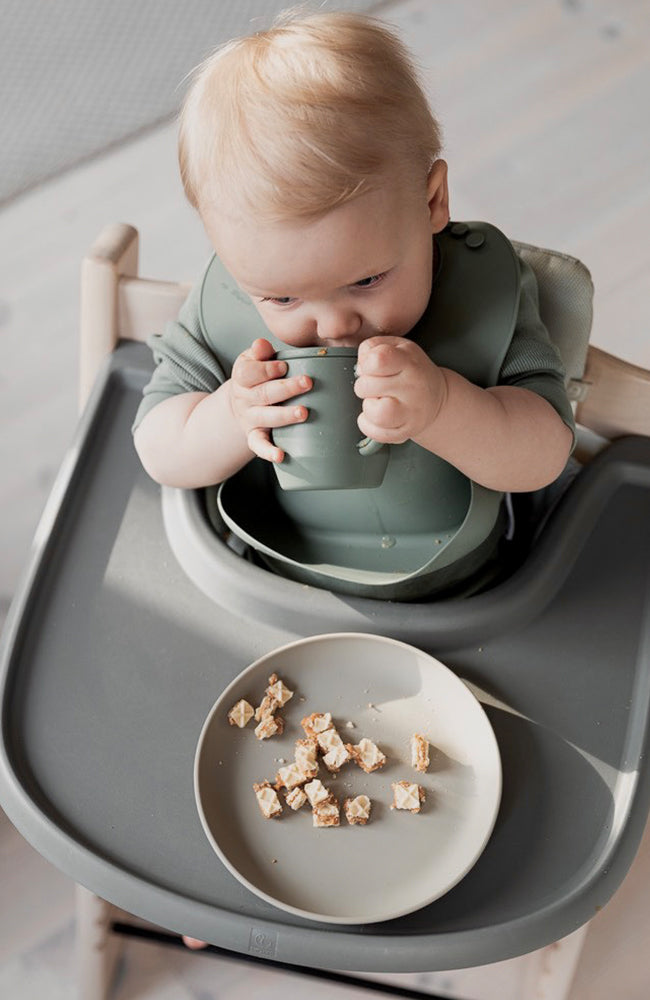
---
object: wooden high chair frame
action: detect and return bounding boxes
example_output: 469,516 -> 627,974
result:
74,222 -> 650,1000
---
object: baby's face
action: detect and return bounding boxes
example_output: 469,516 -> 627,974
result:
205,168 -> 447,349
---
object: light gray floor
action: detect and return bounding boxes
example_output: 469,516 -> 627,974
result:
2,0 -> 650,997
0,0 -> 381,206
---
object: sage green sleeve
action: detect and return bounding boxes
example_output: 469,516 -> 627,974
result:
499,256 -> 576,445
131,271 -> 226,432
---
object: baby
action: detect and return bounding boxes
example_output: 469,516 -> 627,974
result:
133,9 -> 575,595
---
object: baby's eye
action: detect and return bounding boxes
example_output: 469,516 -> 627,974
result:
353,273 -> 386,289
260,296 -> 295,305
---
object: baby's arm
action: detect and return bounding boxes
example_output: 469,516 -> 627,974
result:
354,337 -> 573,492
134,339 -> 310,488
134,383 -> 249,488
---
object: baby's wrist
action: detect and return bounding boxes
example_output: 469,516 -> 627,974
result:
427,365 -> 450,427
410,366 -> 453,449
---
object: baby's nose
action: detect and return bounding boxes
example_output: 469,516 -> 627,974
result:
316,307 -> 361,342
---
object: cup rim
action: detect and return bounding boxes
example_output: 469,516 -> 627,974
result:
275,346 -> 358,360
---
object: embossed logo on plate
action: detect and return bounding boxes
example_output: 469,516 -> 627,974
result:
249,927 -> 278,958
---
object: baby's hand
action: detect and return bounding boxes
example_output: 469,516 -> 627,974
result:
229,338 -> 311,462
354,337 -> 447,444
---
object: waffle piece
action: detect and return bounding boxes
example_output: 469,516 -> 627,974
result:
316,728 -> 340,753
266,673 -> 294,707
301,712 -> 333,738
294,737 -> 319,779
254,692 -> 279,722
275,761 -> 308,791
410,733 -> 430,773
285,787 -> 308,811
317,729 -> 351,772
227,699 -> 254,728
313,796 -> 340,827
347,737 -> 386,774
344,795 -> 372,825
304,778 -> 330,808
253,781 -> 283,819
254,714 -> 285,740
391,781 -> 425,813
322,744 -> 350,772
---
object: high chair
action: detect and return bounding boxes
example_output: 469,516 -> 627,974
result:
2,221 -> 650,1000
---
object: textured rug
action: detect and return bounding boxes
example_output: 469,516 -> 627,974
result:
0,0 -> 384,206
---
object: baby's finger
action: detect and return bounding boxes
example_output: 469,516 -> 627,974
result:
357,415 -> 409,445
251,373 -> 311,406
356,338 -> 406,376
354,372 -> 402,400
247,427 -> 284,464
248,337 -> 277,361
362,394 -> 404,427
357,396 -> 409,444
233,354 -> 288,388
246,402 -> 309,430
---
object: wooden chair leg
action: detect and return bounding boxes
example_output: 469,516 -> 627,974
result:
521,924 -> 590,1000
75,885 -> 124,1000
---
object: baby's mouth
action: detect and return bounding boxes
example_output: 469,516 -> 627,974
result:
315,339 -> 361,350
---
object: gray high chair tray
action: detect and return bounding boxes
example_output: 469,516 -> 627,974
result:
2,341 -> 650,972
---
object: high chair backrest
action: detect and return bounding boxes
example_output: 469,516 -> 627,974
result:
511,239 -> 593,387
80,222 -> 650,443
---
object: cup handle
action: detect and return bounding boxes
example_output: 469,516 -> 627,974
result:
357,435 -> 385,457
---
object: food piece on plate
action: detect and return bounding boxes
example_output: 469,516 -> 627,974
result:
285,787 -> 308,810
344,795 -> 372,825
346,737 -> 386,774
254,714 -> 285,740
275,761 -> 308,790
227,699 -> 254,728
410,733 -> 430,773
294,737 -> 319,779
391,781 -> 425,813
322,743 -> 350,772
304,778 -> 330,808
316,728 -> 340,753
253,781 -> 282,819
313,796 -> 340,827
266,673 -> 294,707
317,729 -> 351,771
254,692 -> 279,722
301,712 -> 333,738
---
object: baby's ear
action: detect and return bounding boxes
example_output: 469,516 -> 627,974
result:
426,160 -> 449,233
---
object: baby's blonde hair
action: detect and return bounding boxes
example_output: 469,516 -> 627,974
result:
178,8 -> 442,223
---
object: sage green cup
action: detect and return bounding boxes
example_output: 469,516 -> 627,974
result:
271,347 -> 389,491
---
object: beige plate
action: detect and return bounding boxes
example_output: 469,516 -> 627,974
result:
194,633 -> 501,925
